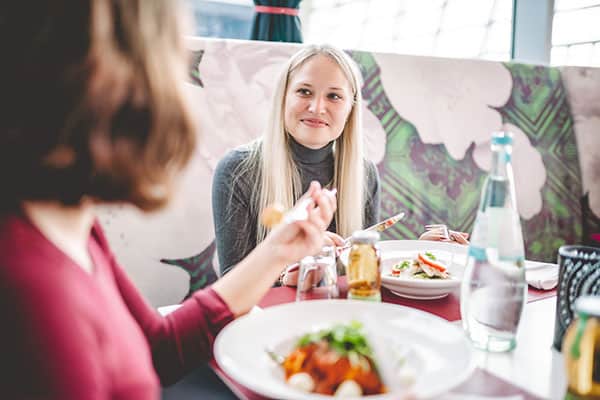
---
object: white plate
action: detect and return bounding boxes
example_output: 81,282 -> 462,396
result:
340,240 -> 468,300
214,300 -> 475,400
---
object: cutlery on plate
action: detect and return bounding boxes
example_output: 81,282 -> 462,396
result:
265,347 -> 285,365
424,224 -> 450,240
424,224 -> 469,244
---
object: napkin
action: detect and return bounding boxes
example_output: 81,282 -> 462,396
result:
525,260 -> 559,290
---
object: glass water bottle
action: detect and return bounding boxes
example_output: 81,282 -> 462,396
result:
460,131 -> 527,352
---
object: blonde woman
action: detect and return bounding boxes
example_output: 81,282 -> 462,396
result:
213,45 -> 380,277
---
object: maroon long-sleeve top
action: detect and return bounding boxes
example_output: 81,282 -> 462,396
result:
0,213 -> 234,399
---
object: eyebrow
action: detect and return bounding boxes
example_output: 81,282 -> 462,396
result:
296,82 -> 346,91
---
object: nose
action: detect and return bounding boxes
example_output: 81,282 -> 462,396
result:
308,95 -> 326,114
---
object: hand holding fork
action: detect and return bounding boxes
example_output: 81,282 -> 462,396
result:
420,224 -> 470,245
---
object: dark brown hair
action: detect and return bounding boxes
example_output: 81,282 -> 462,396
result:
0,0 -> 196,212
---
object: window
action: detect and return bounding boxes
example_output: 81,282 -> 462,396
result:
551,0 -> 600,66
186,0 -> 254,40
302,0 -> 513,61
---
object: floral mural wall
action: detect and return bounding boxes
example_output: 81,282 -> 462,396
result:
98,38 -> 599,306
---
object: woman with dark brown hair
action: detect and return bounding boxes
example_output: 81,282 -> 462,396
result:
0,1 -> 336,399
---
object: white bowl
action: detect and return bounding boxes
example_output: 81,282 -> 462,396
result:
214,300 -> 475,399
339,240 -> 468,300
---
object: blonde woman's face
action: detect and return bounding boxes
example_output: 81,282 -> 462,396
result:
284,54 -> 354,149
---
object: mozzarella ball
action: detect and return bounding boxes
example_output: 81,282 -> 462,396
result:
287,372 -> 315,392
334,380 -> 363,397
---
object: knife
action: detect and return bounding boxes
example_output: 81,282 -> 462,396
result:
284,212 -> 405,274
342,212 -> 405,246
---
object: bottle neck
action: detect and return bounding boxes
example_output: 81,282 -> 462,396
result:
490,143 -> 512,178
468,139 -> 524,260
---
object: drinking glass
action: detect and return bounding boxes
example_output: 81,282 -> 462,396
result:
553,245 -> 600,351
296,246 -> 338,301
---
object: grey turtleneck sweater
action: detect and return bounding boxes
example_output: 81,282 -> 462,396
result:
211,138 -> 380,276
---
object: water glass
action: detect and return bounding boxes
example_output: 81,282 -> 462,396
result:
296,246 -> 338,301
461,251 -> 527,352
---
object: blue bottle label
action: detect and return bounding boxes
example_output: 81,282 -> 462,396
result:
468,246 -> 488,261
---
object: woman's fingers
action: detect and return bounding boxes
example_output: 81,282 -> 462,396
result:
309,181 -> 321,196
314,188 -> 337,226
282,268 -> 299,286
301,187 -> 336,235
419,228 -> 470,244
296,219 -> 323,249
449,231 -> 470,244
279,219 -> 323,261
266,183 -> 337,266
325,231 -> 345,247
302,182 -> 337,228
419,230 -> 446,241
323,234 -> 335,247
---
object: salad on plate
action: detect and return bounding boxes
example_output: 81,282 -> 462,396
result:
281,321 -> 388,396
389,251 -> 450,280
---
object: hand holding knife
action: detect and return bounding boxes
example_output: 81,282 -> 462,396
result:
281,212 -> 405,281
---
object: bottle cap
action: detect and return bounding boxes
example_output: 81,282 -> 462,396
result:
575,296 -> 600,318
492,131 -> 513,145
351,230 -> 380,245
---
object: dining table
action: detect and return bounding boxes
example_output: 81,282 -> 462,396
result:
161,275 -> 566,400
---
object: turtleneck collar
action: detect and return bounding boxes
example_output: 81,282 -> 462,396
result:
288,135 -> 334,165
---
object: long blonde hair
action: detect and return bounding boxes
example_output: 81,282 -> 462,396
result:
242,45 -> 366,243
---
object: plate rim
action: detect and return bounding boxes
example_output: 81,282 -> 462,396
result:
214,299 -> 476,400
388,289 -> 450,300
339,239 -> 468,265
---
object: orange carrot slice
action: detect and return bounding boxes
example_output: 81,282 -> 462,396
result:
417,252 -> 447,272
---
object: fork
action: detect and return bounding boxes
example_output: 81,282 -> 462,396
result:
424,224 -> 450,240
424,224 -> 469,244
261,188 -> 338,228
265,347 -> 285,365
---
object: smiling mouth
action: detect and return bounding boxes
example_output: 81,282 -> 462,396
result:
301,119 -> 328,127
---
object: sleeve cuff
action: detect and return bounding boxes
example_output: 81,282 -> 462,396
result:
191,287 -> 235,337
